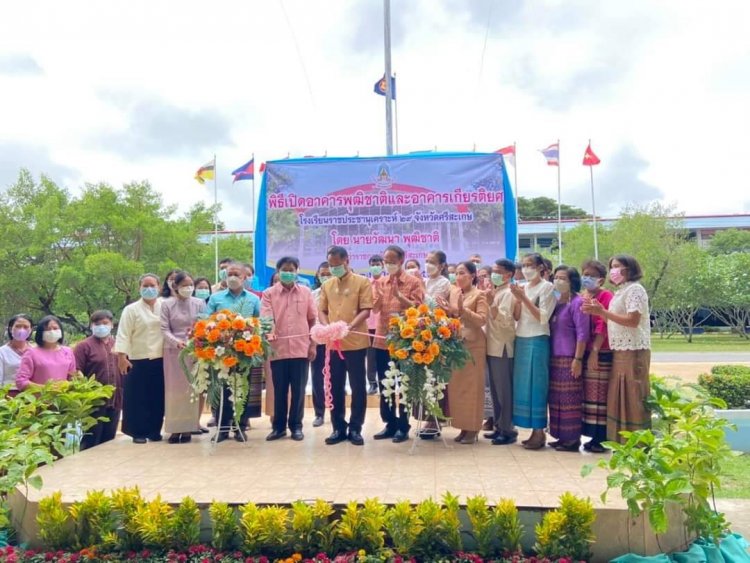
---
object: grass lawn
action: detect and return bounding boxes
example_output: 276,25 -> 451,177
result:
717,453 -> 750,499
650,333 -> 750,353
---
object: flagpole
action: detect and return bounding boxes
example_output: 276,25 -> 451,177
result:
213,154 -> 219,283
556,139 -> 562,265
393,72 -> 399,154
383,0 -> 394,156
251,153 -> 256,235
513,141 -> 519,258
588,139 -> 599,259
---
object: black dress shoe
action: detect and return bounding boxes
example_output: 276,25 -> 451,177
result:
168,434 -> 181,444
215,431 -> 230,443
266,430 -> 287,441
234,428 -> 248,442
133,437 -> 147,444
392,430 -> 409,443
148,434 -> 162,442
312,416 -> 324,427
348,430 -> 364,446
491,435 -> 517,446
325,430 -> 347,445
291,430 -> 304,441
373,428 -> 396,440
179,433 -> 192,443
483,430 -> 502,440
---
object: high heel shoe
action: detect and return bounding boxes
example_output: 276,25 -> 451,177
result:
459,431 -> 478,444
453,430 -> 467,442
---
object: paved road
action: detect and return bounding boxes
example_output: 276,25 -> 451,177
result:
652,352 -> 750,363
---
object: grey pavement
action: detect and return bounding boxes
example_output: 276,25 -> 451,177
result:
652,352 -> 750,363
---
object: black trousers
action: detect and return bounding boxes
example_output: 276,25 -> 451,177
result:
376,348 -> 411,433
81,406 -> 121,450
330,348 -> 367,434
218,379 -> 252,430
271,358 -> 308,431
122,358 -> 164,439
311,344 -> 326,417
366,329 -> 378,384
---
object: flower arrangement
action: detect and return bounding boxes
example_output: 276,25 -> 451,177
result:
382,304 -> 470,417
179,310 -> 271,426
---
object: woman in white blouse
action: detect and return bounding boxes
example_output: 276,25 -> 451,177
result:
582,255 -> 651,444
115,273 -> 165,444
509,253 -> 557,450
424,250 -> 452,304
0,314 -> 34,394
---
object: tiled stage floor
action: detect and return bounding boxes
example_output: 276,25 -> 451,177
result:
26,409 -> 622,509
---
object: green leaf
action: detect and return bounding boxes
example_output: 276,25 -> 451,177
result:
28,474 -> 44,490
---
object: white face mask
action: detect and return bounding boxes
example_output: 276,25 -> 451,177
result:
385,263 -> 401,275
406,267 -> 420,276
553,279 -> 570,293
178,286 -> 194,298
522,267 -> 539,281
226,276 -> 243,290
425,263 -> 438,276
43,329 -> 62,343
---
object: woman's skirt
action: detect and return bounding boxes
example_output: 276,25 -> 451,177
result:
607,349 -> 651,444
512,336 -> 550,429
122,358 -> 164,439
548,355 -> 583,441
582,350 -> 613,442
447,344 -> 486,431
163,348 -> 199,434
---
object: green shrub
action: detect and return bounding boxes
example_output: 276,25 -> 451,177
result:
239,503 -> 289,557
699,365 -> 750,408
134,496 -> 174,550
335,499 -> 385,554
534,492 -> 595,561
37,491 -> 74,550
171,497 -> 201,550
209,501 -> 238,551
69,490 -> 117,550
289,499 -> 336,556
384,500 -> 422,557
110,487 -> 145,551
495,498 -> 524,554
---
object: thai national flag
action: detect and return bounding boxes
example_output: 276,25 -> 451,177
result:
540,143 -> 559,167
231,158 -> 255,182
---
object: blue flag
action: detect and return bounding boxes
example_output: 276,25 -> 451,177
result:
373,74 -> 396,99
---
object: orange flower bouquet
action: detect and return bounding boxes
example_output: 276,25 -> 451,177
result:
180,309 -> 270,425
383,303 -> 470,417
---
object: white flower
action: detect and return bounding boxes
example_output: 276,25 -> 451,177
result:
215,346 -> 226,357
243,330 -> 253,340
216,314 -> 227,322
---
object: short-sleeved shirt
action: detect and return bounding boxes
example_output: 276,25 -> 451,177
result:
372,271 -> 425,350
608,282 -> 650,351
207,288 -> 261,318
15,346 -> 77,390
319,272 -> 373,351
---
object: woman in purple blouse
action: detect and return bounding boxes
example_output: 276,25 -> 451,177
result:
16,315 -> 77,390
548,266 -> 590,452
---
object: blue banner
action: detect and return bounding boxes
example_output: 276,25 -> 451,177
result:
255,152 -> 517,286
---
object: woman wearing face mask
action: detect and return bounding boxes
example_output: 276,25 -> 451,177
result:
582,255 -> 651,444
115,273 -> 165,444
436,261 -> 489,444
547,266 -> 590,452
0,314 -> 34,395
15,315 -> 77,390
311,261 -> 332,426
160,271 -> 207,444
509,253 -> 556,450
447,264 -> 458,285
424,250 -> 452,305
161,268 -> 181,298
578,260 -> 613,453
74,310 -> 121,449
193,278 -> 212,303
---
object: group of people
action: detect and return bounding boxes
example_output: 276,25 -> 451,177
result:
0,246 -> 651,453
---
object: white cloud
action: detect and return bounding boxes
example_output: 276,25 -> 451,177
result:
0,0 -> 748,229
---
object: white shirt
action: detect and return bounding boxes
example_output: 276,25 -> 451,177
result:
425,276 -> 452,304
0,343 -> 27,389
608,282 -> 651,351
515,280 -> 556,338
486,286 -> 516,357
114,298 -> 164,360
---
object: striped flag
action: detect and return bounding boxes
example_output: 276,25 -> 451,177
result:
194,159 -> 215,184
231,158 -> 255,182
540,143 -> 559,166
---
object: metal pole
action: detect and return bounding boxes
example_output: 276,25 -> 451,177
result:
589,146 -> 599,259
556,140 -> 562,265
514,141 -> 519,258
384,0 -> 394,156
213,154 -> 219,283
393,72 -> 399,155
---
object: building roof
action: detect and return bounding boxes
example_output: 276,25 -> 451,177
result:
518,213 -> 750,235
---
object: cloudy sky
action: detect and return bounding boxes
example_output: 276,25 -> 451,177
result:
1,0 -> 749,230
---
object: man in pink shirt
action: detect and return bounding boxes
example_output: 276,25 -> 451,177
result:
261,256 -> 318,441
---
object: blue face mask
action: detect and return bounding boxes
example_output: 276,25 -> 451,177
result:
195,288 -> 210,300
244,277 -> 254,290
330,265 -> 347,278
219,269 -> 227,281
140,287 -> 159,300
92,324 -> 112,338
581,276 -> 599,291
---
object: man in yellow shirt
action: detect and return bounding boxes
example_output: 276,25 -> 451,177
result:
318,246 -> 372,446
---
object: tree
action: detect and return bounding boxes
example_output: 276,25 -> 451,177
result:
707,228 -> 750,256
709,253 -> 750,339
0,170 -> 247,333
517,196 -> 589,221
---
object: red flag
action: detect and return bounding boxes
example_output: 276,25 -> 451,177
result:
259,162 -> 266,172
583,143 -> 601,166
495,144 -> 516,167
